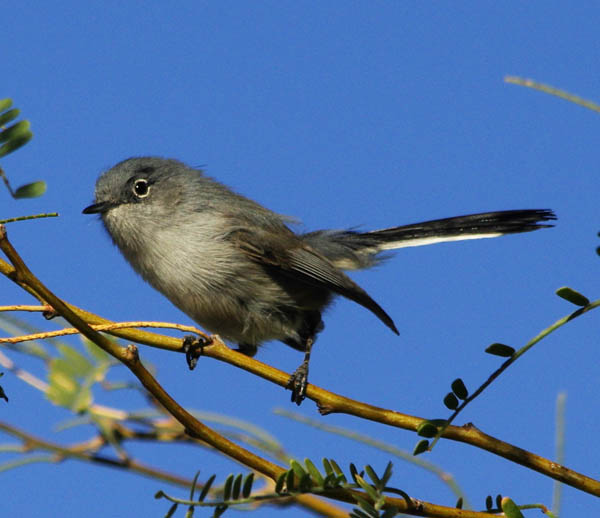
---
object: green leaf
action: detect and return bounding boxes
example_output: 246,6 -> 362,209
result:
14,181 -> 46,199
0,108 -> 20,127
455,497 -> 463,509
299,473 -> 313,492
290,459 -> 307,478
349,463 -> 359,484
46,357 -> 92,412
556,286 -> 590,306
0,131 -> 33,158
353,493 -> 379,518
231,473 -> 243,500
274,472 -> 286,494
50,357 -> 79,380
443,392 -> 459,410
485,495 -> 493,510
0,120 -> 31,144
501,497 -> 524,518
451,378 -> 468,399
322,458 -> 333,476
416,421 -> 439,438
72,386 -> 92,413
285,468 -> 295,492
241,473 -> 254,498
190,471 -> 201,500
222,474 -> 234,501
495,494 -> 503,509
325,459 -> 346,483
304,458 -> 324,487
354,474 -> 378,502
199,474 -> 216,501
57,344 -> 95,377
329,458 -> 344,477
47,376 -> 91,412
0,99 -> 13,112
364,465 -> 381,488
380,461 -> 393,486
485,343 -> 515,357
413,439 -> 429,456
48,358 -> 78,387
164,503 -> 178,518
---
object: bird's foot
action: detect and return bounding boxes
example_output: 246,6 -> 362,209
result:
286,362 -> 309,405
182,335 -> 212,370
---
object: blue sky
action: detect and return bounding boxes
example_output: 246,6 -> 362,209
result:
2,2 -> 598,516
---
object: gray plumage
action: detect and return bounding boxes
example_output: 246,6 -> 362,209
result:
83,157 -> 555,404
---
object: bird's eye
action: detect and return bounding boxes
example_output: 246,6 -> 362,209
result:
133,179 -> 150,198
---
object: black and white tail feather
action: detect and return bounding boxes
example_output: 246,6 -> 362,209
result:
303,209 -> 556,270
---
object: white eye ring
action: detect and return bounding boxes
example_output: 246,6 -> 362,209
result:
133,179 -> 150,198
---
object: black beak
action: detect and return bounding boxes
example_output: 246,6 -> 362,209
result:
82,201 -> 113,214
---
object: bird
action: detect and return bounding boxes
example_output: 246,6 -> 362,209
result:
83,157 -> 556,404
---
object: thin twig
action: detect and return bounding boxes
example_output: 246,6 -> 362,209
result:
0,213 -> 59,224
504,76 -> 600,113
0,305 -> 52,312
0,166 -> 15,197
0,321 -> 205,344
552,392 -> 567,516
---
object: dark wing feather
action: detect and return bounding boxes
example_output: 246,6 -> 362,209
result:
286,248 -> 398,333
228,227 -> 399,334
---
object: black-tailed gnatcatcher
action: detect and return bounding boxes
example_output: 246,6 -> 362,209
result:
83,157 -> 555,404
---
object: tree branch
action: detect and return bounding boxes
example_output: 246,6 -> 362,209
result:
1,223 -> 598,504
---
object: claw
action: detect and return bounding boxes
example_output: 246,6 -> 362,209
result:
286,363 -> 309,405
285,336 -> 314,405
182,335 -> 211,370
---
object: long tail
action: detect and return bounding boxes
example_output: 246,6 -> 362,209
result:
303,209 -> 556,270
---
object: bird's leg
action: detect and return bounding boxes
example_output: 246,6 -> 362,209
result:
182,335 -> 213,370
286,337 -> 314,405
